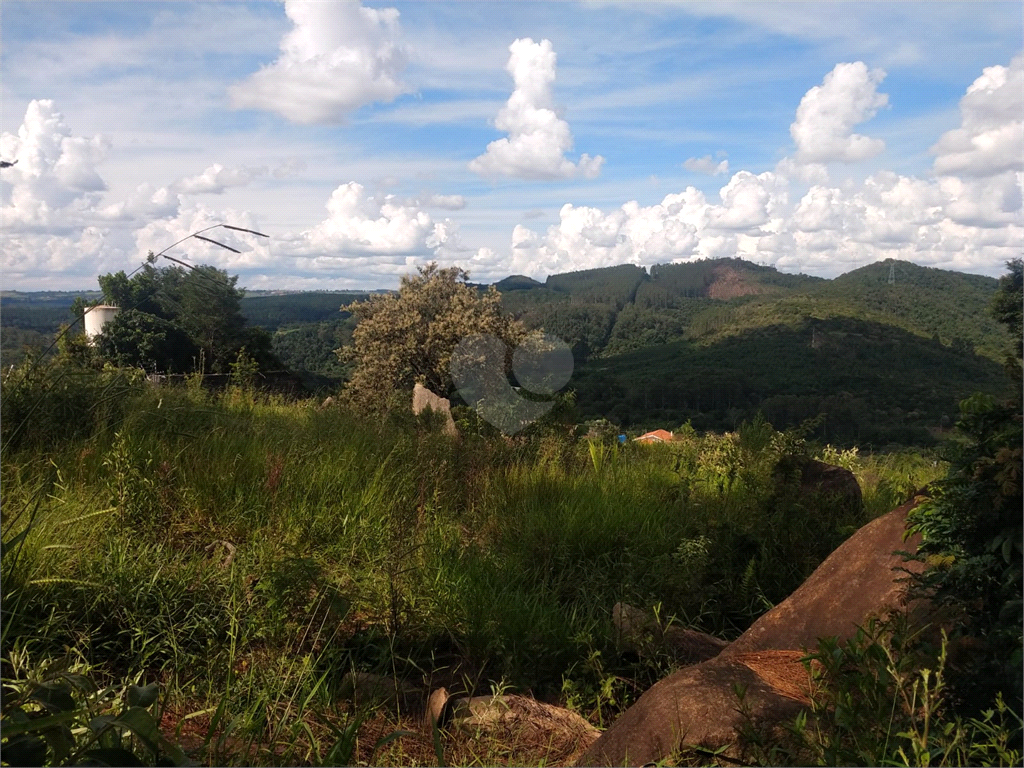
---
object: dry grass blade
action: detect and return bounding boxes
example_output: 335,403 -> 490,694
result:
222,224 -> 269,237
193,235 -> 241,254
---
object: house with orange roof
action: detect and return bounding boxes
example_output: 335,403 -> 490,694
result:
635,429 -> 674,443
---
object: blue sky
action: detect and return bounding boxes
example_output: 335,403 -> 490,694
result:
1,1 -> 1021,290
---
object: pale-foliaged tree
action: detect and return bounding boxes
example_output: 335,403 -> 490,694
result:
338,263 -> 526,412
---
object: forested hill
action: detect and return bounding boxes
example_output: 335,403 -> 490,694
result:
496,257 -> 1009,363
493,257 -> 1014,446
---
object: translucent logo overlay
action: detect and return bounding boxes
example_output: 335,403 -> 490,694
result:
450,332 -> 574,434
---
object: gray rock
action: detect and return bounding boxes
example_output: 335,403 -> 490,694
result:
435,691 -> 600,764
775,456 -> 863,518
424,686 -> 451,730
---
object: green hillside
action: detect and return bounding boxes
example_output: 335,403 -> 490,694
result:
0,290 -> 103,367
489,258 -> 1015,446
571,314 -> 1010,447
239,291 -> 369,331
807,259 -> 1006,358
493,274 -> 544,291
495,257 -> 1013,363
544,263 -> 647,308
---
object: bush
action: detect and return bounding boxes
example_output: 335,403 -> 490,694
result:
0,362 -> 145,452
740,618 -> 1023,767
0,650 -> 188,767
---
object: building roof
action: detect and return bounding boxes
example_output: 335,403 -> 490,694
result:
635,429 -> 674,443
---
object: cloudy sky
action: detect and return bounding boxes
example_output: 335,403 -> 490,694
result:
1,1 -> 1021,291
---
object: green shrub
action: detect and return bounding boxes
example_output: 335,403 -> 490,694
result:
0,650 -> 188,767
739,618 -> 1023,767
1,362 -> 145,452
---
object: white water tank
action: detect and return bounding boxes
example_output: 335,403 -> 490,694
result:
83,305 -> 119,342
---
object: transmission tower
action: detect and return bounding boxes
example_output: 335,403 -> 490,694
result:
887,262 -> 895,285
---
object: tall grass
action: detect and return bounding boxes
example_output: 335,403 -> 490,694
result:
1,365 -> 944,765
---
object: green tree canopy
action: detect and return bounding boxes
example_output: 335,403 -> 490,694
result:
94,260 -> 276,373
907,257 -> 1024,714
990,257 -> 1022,362
338,263 -> 525,411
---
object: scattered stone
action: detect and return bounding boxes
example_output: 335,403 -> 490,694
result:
612,602 -> 728,666
424,686 -> 450,730
412,383 -> 458,437
440,692 -> 600,763
775,456 -> 863,517
204,540 -> 236,569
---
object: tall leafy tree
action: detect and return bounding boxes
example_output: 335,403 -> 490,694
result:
94,260 -> 275,373
338,263 -> 525,411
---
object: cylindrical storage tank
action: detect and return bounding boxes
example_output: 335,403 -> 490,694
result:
83,305 -> 120,342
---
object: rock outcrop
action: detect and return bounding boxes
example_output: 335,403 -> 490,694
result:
412,383 -> 458,437
776,456 -> 863,517
723,497 -> 925,656
427,687 -> 600,764
577,651 -> 811,766
577,498 -> 928,767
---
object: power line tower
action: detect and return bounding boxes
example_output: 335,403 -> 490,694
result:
887,262 -> 896,285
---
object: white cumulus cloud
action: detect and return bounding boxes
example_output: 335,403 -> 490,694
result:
229,0 -> 409,124
790,61 -> 888,163
0,99 -> 110,230
931,53 -> 1024,178
683,155 -> 729,176
172,163 -> 268,194
774,156 -> 830,185
97,183 -> 183,223
469,38 -> 603,180
283,182 -> 436,257
494,170 -> 794,277
488,141 -> 1020,279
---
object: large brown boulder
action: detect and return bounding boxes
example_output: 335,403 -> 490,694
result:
577,651 -> 811,767
724,498 -> 925,656
577,498 -> 928,767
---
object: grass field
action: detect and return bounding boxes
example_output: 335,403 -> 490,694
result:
0,364 -> 952,765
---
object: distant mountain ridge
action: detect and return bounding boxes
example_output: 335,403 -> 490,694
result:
490,257 -> 1013,445
494,257 -> 1007,362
